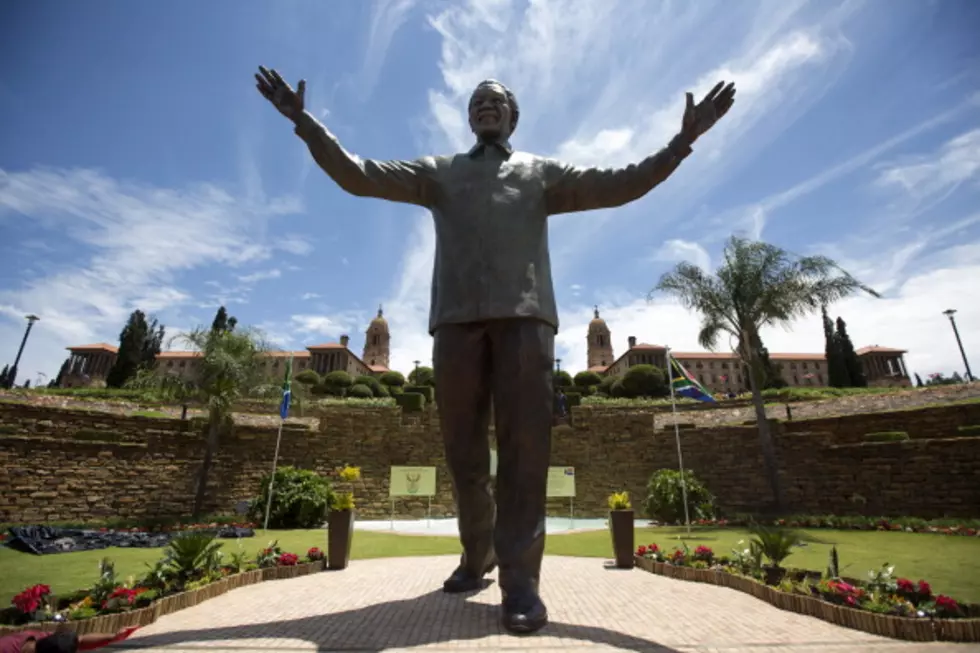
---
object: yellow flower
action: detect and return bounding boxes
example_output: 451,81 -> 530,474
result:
332,491 -> 355,511
608,491 -> 631,510
339,465 -> 361,482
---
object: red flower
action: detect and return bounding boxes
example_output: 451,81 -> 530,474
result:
648,543 -> 659,552
935,595 -> 959,614
636,545 -> 648,555
845,595 -> 856,606
12,584 -> 52,615
896,578 -> 915,593
307,547 -> 324,561
918,580 -> 932,597
279,552 -> 299,566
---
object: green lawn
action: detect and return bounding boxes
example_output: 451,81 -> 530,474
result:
1,527 -> 978,606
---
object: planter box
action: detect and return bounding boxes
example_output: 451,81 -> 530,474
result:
631,555 -> 979,643
0,561 -> 324,637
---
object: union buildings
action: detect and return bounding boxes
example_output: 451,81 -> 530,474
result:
60,307 -> 912,392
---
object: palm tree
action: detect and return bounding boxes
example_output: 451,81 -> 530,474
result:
128,326 -> 268,516
653,236 -> 879,512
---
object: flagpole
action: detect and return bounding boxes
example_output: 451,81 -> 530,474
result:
667,347 -> 692,535
263,354 -> 293,532
263,419 -> 285,531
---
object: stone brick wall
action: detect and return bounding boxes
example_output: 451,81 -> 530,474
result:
1,399 -> 978,525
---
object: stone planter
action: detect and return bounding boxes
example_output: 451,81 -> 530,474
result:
0,562 -> 324,638
609,509 -> 634,569
631,555 -> 980,643
327,509 -> 355,570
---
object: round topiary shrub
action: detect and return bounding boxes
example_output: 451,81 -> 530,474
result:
249,466 -> 334,529
348,383 -> 374,398
644,468 -> 715,524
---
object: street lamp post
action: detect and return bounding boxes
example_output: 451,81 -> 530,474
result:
6,314 -> 40,389
943,309 -> 973,382
413,360 -> 420,384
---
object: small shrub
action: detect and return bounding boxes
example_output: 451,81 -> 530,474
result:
574,371 -> 602,388
748,525 -> 802,569
348,383 -> 374,399
394,391 -> 425,412
249,466 -> 334,529
864,431 -> 910,442
644,469 -> 715,524
563,390 -> 582,407
404,385 -> 433,402
380,371 -> 406,388
295,369 -> 321,386
322,370 -> 353,395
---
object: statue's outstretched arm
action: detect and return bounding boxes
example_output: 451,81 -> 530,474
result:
543,134 -> 693,215
543,81 -> 736,216
294,111 -> 438,207
256,66 -> 437,207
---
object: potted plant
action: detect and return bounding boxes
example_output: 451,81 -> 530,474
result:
608,491 -> 634,569
327,465 -> 361,570
749,524 -> 801,585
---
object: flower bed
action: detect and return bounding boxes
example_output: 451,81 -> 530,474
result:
634,543 -> 980,643
678,515 -> 980,537
0,538 -> 327,636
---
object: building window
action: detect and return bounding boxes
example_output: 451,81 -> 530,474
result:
802,362 -> 809,370
598,335 -> 604,346
793,375 -> 799,385
818,373 -> 824,384
600,360 -> 606,366
721,362 -> 728,369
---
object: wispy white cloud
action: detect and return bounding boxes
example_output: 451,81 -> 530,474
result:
300,292 -> 321,301
0,166 -> 303,381
237,268 -> 282,283
873,128 -> 980,208
654,239 -> 712,272
357,0 -> 418,101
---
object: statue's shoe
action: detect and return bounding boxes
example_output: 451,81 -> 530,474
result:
442,561 -> 497,593
500,591 -> 548,635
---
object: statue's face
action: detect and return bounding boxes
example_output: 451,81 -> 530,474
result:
468,82 -> 512,141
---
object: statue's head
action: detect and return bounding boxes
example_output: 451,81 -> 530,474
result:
468,79 -> 519,142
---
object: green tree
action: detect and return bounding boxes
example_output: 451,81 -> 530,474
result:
168,325 -> 267,516
914,372 -> 924,387
621,364 -> 668,397
822,306 -> 848,387
598,374 -> 618,396
0,364 -> 9,388
107,310 -> 164,388
750,332 -> 786,389
654,236 -> 878,511
408,365 -> 434,386
574,371 -> 601,387
295,369 -> 321,386
553,370 -> 573,389
54,358 -> 70,387
835,317 -> 867,387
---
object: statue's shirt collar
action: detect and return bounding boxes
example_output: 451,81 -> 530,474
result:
468,139 -> 514,159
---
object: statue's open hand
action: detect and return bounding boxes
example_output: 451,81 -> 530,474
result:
255,66 -> 306,122
681,81 -> 736,143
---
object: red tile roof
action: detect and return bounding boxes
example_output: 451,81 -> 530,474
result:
66,343 -> 118,353
855,346 -> 907,355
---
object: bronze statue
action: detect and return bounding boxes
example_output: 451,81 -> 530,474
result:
256,66 -> 734,634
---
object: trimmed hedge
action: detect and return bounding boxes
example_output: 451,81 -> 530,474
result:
957,425 -> 980,435
394,392 -> 425,412
404,385 -> 433,402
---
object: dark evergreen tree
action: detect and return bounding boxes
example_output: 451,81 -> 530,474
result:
140,317 -> 165,368
835,316 -> 867,387
750,332 -> 787,389
0,364 -> 9,389
822,306 -> 848,387
914,372 -> 924,387
23,379 -> 30,389
106,310 -> 151,388
54,358 -> 70,387
3,364 -> 17,389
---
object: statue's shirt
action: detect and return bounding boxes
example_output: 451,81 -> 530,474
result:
294,111 -> 692,334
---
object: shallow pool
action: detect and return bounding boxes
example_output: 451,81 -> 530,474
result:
354,516 -> 650,536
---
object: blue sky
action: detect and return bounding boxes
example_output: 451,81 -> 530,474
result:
2,0 -> 979,385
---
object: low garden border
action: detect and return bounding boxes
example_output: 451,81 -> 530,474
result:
0,560 -> 325,637
633,555 -> 979,643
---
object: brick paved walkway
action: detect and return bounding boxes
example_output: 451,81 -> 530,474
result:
118,556 -> 974,652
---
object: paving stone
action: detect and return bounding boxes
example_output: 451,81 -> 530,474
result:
117,556 -> 976,652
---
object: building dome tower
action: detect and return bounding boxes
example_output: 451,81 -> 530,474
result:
587,306 -> 614,370
362,305 -> 390,370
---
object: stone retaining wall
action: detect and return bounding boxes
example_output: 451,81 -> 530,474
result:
1,399 -> 978,524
